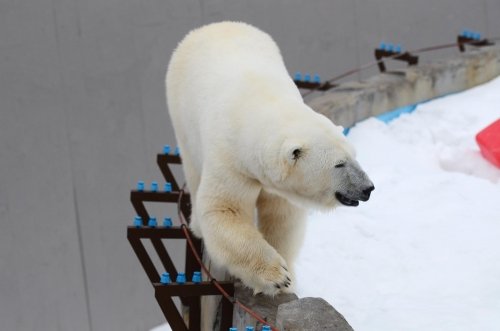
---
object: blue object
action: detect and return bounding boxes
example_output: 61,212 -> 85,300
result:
386,43 -> 394,52
160,272 -> 171,284
174,146 -> 180,156
262,326 -> 271,331
294,71 -> 302,81
313,74 -> 321,83
474,32 -> 481,40
164,182 -> 172,192
303,74 -> 311,82
137,181 -> 145,192
192,271 -> 202,283
148,217 -> 157,227
376,104 -> 417,123
133,216 -> 142,228
394,44 -> 402,53
245,327 -> 254,331
229,328 -> 238,331
163,145 -> 171,154
176,272 -> 186,284
163,217 -> 173,228
151,181 -> 158,192
379,42 -> 386,50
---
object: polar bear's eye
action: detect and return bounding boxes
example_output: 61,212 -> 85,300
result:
335,162 -> 345,168
292,148 -> 302,160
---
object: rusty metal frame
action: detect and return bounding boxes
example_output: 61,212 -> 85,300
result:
457,35 -> 494,52
127,152 -> 234,331
374,49 -> 419,73
294,80 -> 337,91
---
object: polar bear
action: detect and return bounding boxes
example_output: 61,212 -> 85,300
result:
166,21 -> 374,296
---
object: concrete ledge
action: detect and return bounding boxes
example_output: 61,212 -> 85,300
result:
308,46 -> 500,128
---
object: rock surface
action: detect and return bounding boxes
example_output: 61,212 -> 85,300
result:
232,282 -> 298,330
308,46 -> 500,129
276,297 -> 354,331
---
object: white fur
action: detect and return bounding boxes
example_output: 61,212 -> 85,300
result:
166,21 -> 367,303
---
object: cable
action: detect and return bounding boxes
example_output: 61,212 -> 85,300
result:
176,185 -> 279,331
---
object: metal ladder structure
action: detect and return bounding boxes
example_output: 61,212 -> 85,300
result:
127,150 -> 234,331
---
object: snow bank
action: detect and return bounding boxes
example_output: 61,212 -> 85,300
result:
296,76 -> 500,331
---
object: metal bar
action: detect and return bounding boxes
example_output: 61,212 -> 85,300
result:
127,226 -> 187,239
127,235 -> 160,283
374,50 -> 387,72
131,191 -> 190,203
151,238 -> 178,276
374,49 -> 418,72
153,281 -> 234,296
155,290 -> 189,331
130,192 -> 150,224
157,154 -> 181,191
157,154 -> 182,164
219,289 -> 235,331
187,297 -> 201,331
457,36 -> 495,52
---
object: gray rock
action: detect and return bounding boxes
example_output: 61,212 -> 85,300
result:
276,297 -> 354,331
232,281 -> 299,330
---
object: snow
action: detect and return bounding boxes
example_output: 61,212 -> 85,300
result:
295,76 -> 500,331
152,76 -> 500,331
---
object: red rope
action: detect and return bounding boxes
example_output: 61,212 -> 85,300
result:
177,186 -> 279,331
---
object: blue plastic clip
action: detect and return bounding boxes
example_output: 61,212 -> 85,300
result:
163,217 -> 173,228
176,272 -> 186,284
464,30 -> 472,38
174,146 -> 180,156
386,43 -> 394,52
163,145 -> 171,154
137,181 -> 145,192
151,181 -> 158,192
192,271 -> 202,283
245,327 -> 254,331
133,216 -> 142,228
394,44 -> 402,53
313,74 -> 321,83
262,326 -> 271,331
379,42 -> 386,50
148,217 -> 157,227
160,272 -> 171,284
303,74 -> 311,82
294,71 -> 302,81
164,182 -> 172,192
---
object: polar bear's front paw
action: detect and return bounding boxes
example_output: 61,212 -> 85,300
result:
243,254 -> 292,296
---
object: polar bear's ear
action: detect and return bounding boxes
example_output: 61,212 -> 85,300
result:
284,141 -> 304,164
291,148 -> 302,160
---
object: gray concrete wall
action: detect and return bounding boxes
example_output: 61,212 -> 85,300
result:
1,1 -> 500,331
309,46 -> 500,129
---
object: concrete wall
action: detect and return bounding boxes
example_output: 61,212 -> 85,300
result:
309,46 -> 500,129
1,1 -> 500,331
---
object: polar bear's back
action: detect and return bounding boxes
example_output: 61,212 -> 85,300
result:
166,22 -> 301,171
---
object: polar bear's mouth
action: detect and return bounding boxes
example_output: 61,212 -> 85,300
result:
335,192 -> 360,207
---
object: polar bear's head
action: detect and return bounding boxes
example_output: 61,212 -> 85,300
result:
261,112 -> 374,209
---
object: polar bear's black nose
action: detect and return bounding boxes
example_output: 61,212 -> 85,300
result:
361,185 -> 375,201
